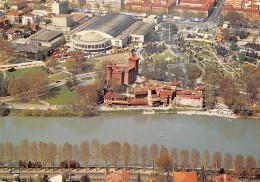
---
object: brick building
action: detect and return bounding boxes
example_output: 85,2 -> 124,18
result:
125,0 -> 176,14
106,54 -> 139,85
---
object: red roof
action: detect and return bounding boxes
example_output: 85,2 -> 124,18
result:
105,171 -> 130,182
6,11 -> 22,16
171,81 -> 179,86
7,28 -> 19,34
196,86 -> 205,91
104,92 -> 118,99
129,99 -> 147,105
176,90 -> 192,95
214,174 -> 236,182
162,85 -> 171,90
134,89 -> 148,95
173,172 -> 198,182
126,0 -> 176,8
0,18 -> 8,24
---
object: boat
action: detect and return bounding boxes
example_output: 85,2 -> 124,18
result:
178,124 -> 183,127
143,109 -> 155,115
159,134 -> 164,137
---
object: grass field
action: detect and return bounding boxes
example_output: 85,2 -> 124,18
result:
152,52 -> 175,61
48,72 -> 69,83
43,85 -> 78,105
6,66 -> 43,78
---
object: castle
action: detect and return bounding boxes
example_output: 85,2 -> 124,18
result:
106,54 -> 139,85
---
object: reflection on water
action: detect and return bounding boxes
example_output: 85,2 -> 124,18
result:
0,115 -> 259,159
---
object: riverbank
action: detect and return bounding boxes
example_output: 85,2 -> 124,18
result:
177,110 -> 238,119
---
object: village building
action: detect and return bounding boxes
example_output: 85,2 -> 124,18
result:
173,89 -> 204,108
6,28 -> 23,41
10,1 -> 28,11
173,172 -> 198,182
106,54 -> 139,85
105,171 -> 130,182
214,174 -> 236,182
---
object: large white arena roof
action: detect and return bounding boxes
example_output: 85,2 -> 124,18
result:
82,13 -> 136,37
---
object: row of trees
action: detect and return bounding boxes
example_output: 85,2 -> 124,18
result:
0,140 -> 258,178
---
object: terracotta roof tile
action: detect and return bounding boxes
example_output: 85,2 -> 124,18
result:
173,172 -> 198,182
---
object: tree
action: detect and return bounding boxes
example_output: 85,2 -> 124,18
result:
0,143 -> 4,171
122,141 -> 131,170
224,153 -> 233,174
149,144 -> 159,171
73,144 -> 80,171
180,149 -> 189,171
38,141 -> 48,171
212,152 -> 222,174
157,145 -> 170,172
58,145 -> 62,168
20,139 -> 30,170
237,52 -> 246,62
80,141 -> 90,171
101,144 -> 110,171
170,147 -> 178,171
136,172 -> 142,182
48,142 -> 57,171
30,141 -> 38,171
245,155 -> 256,178
109,141 -> 121,170
62,143 -> 72,170
79,174 -> 91,182
191,149 -> 200,171
46,57 -> 58,69
203,150 -> 210,172
141,145 -> 149,170
234,154 -> 244,177
5,142 -> 14,170
132,144 -> 139,170
91,139 -> 100,170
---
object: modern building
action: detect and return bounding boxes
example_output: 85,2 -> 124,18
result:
52,0 -> 69,14
68,13 -> 155,52
106,54 -> 139,85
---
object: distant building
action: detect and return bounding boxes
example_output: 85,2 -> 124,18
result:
143,14 -> 162,24
173,89 -> 204,108
10,1 -> 28,11
125,0 -> 176,14
22,14 -> 38,25
106,55 -> 139,85
52,0 -> 69,14
222,5 -> 260,21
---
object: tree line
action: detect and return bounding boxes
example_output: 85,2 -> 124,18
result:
0,139 -> 258,179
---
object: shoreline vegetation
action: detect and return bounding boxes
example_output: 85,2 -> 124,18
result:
6,106 -> 258,120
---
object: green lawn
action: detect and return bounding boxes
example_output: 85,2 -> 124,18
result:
43,85 -> 78,105
48,72 -> 69,83
152,52 -> 175,61
6,66 -> 43,78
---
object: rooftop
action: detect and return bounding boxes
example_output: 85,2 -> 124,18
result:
131,22 -> 154,35
30,29 -> 63,42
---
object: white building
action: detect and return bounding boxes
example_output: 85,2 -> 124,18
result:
22,14 -> 38,25
52,0 -> 69,14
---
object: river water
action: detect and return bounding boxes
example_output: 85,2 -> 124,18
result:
0,114 -> 259,161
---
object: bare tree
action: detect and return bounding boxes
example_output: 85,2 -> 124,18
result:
20,139 -> 30,170
132,144 -> 140,170
80,141 -> 90,171
180,149 -> 189,171
224,153 -> 233,174
30,141 -> 38,171
0,143 -> 4,171
234,154 -> 244,177
212,152 -> 222,174
245,155 -> 256,179
58,145 -> 62,168
170,147 -> 178,171
91,139 -> 100,170
150,144 -> 159,171
203,150 -> 210,172
191,149 -> 200,171
101,144 -> 110,171
5,142 -> 14,170
38,141 -> 48,171
157,145 -> 170,172
14,145 -> 20,170
73,144 -> 80,171
141,145 -> 149,170
109,141 -> 121,170
48,142 -> 57,171
62,143 -> 72,170
122,141 -> 131,170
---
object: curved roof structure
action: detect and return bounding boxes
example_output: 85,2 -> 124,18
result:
72,30 -> 111,45
83,13 -> 136,37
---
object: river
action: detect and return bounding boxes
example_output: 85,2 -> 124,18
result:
0,114 -> 259,161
